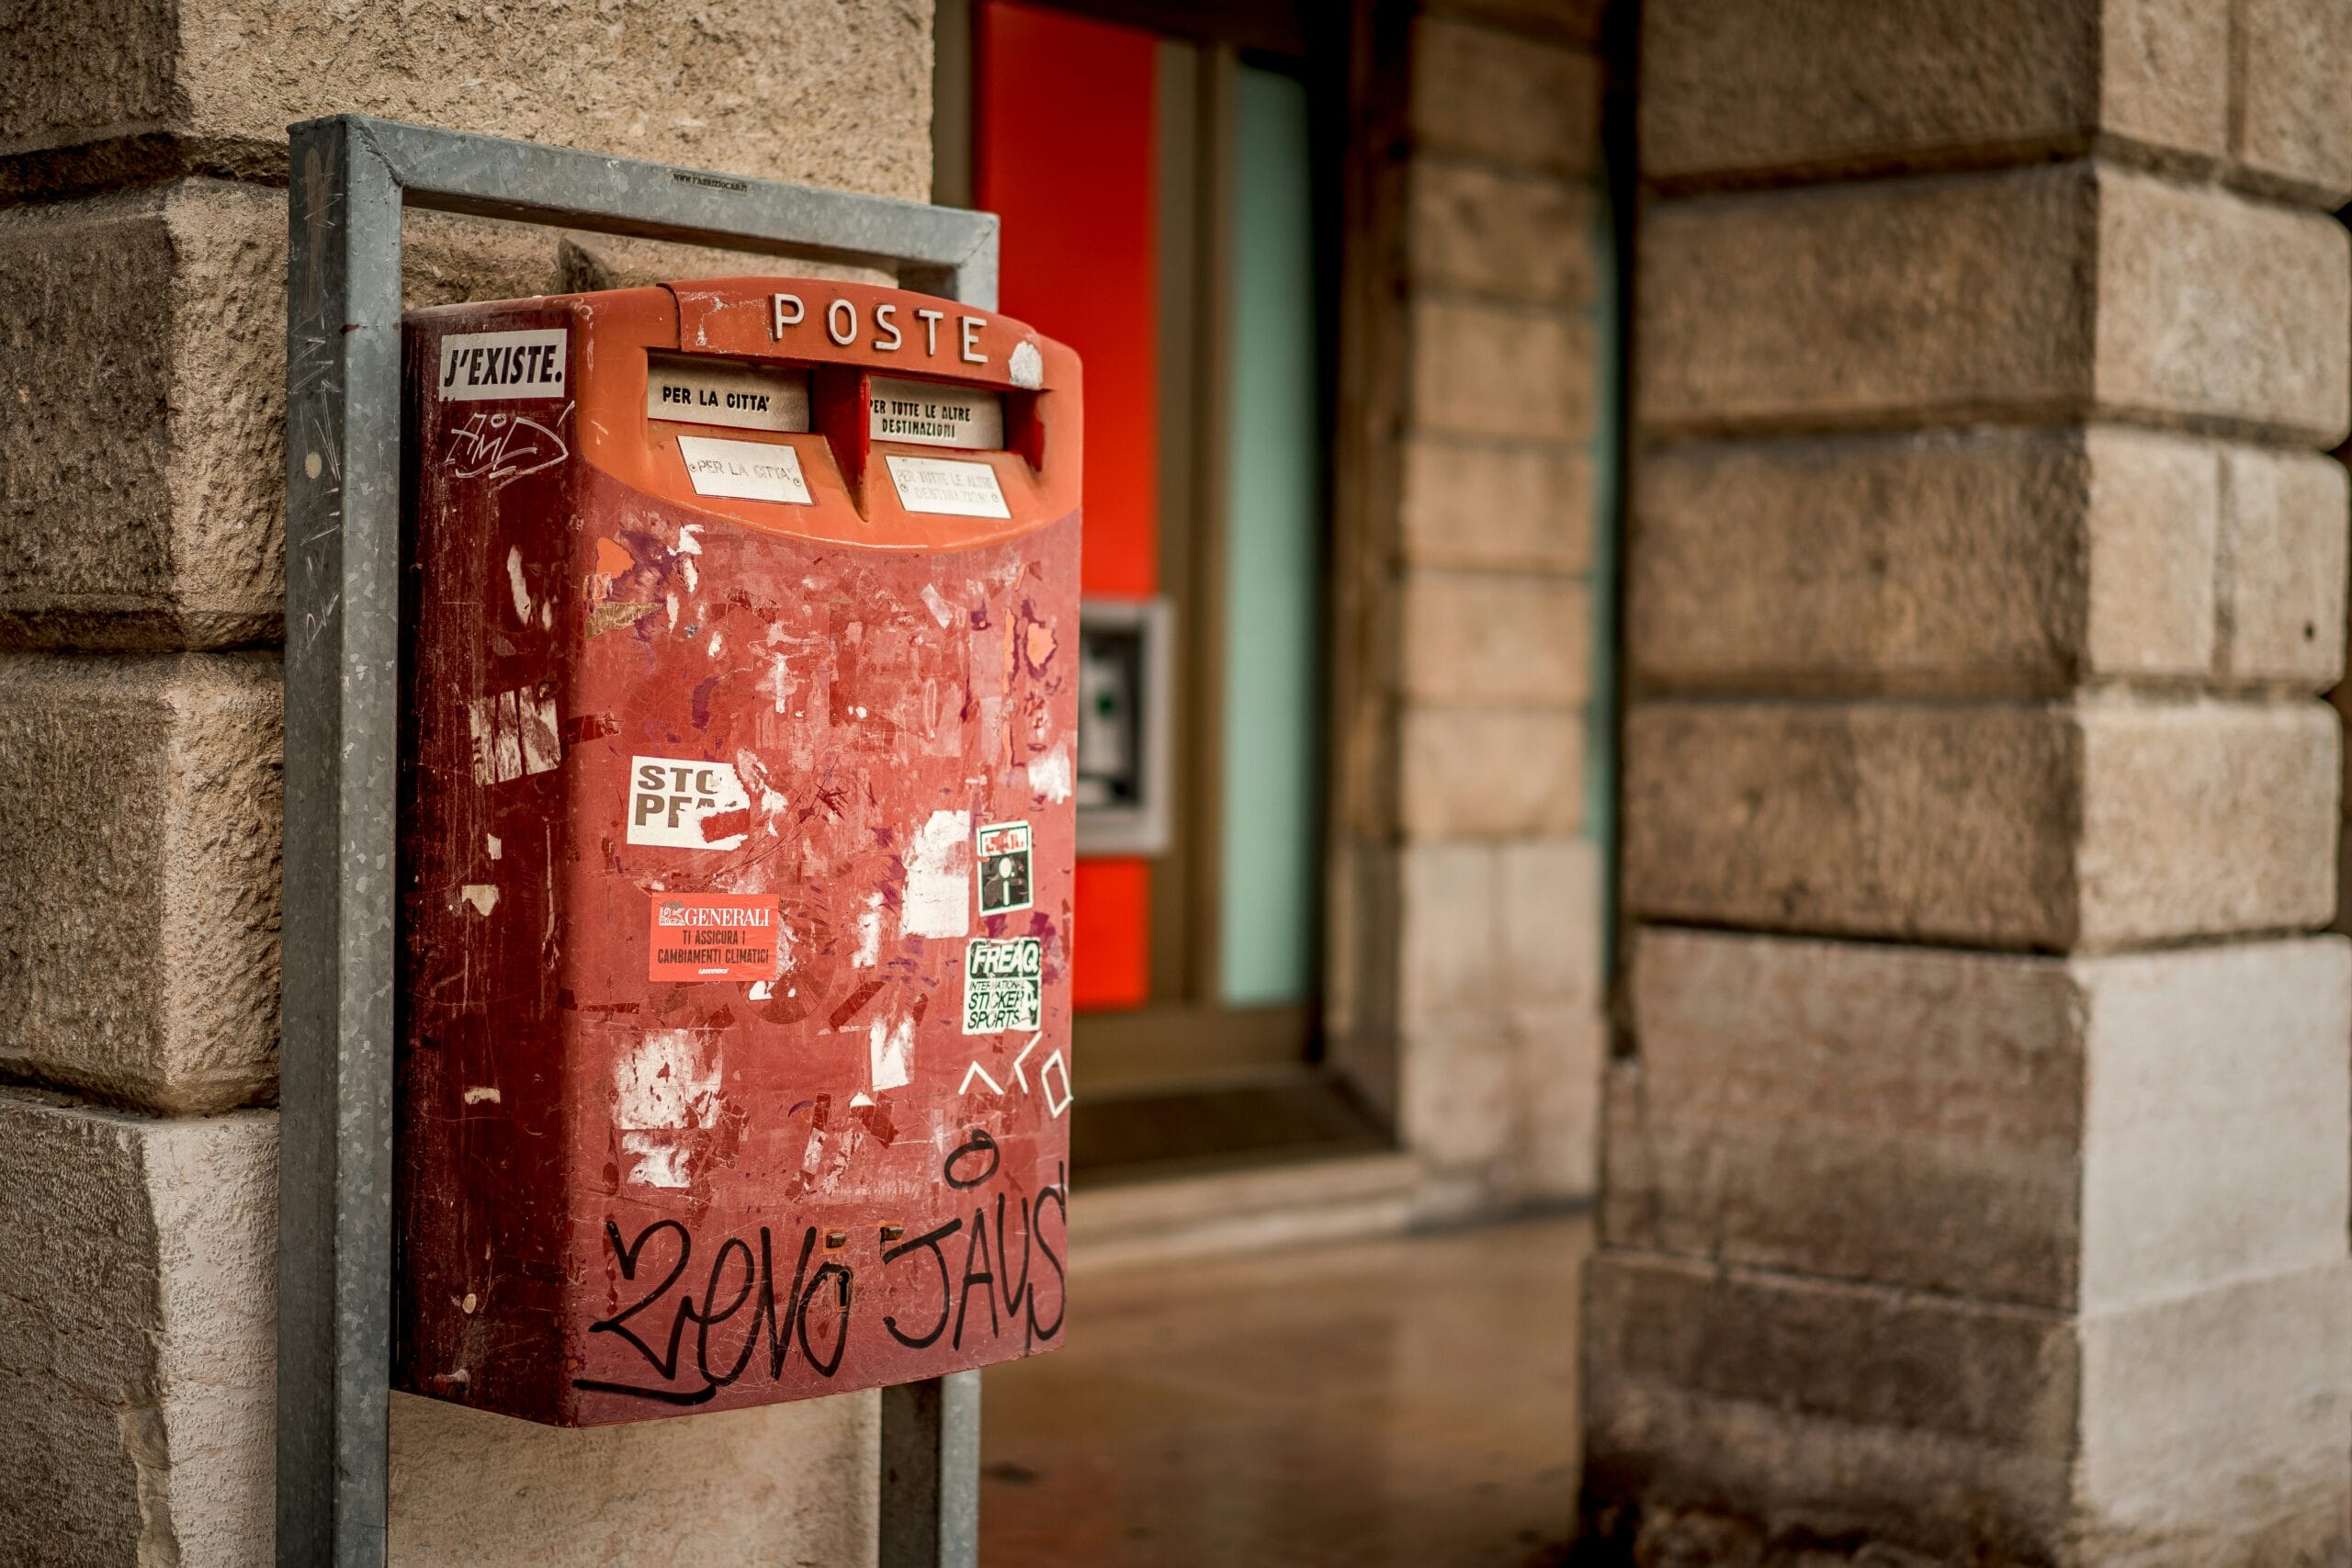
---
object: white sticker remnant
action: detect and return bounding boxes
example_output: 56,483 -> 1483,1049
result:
902,809 -> 973,939
676,434 -> 814,505
505,547 -> 532,623
437,328 -> 568,401
613,1028 -> 722,1189
886,455 -> 1012,520
626,756 -> 752,850
458,885 -> 500,917
868,376 -> 1005,450
963,936 -> 1043,1035
647,355 -> 811,432
1024,741 -> 1074,805
468,684 -> 561,785
1009,340 -> 1045,389
869,1010 -> 914,1093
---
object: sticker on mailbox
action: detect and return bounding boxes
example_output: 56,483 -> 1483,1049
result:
649,355 -> 811,433
437,329 -> 568,401
977,821 -> 1033,916
677,435 -> 814,505
649,893 -> 780,982
869,376 -> 1005,449
886,455 -> 1012,520
627,756 -> 751,850
963,937 -> 1043,1035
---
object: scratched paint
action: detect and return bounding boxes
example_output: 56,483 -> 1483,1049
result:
395,283 -> 1080,1426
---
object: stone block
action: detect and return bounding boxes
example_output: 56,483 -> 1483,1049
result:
1623,698 -> 2337,949
2218,449 -> 2350,688
1409,15 -> 1601,175
0,183 -> 279,649
1497,836 -> 1602,1008
1399,572 -> 1589,705
2075,699 -> 2339,945
1641,165 -> 2351,444
389,1389 -> 878,1566
0,1091 -> 275,1568
1643,0 -> 2228,186
1426,0 -> 1608,46
1584,1251 -> 2352,1566
4,0 -> 933,201
2235,0 -> 2352,204
1509,1003 -> 1604,1201
0,180 -> 876,652
1400,706 -> 1585,840
1399,1017 -> 1517,1173
1399,434 -> 1594,575
1411,298 -> 1593,444
2095,167 -> 2351,444
1610,931 -> 2350,1312
1583,1251 -> 2077,1562
1396,840 -> 1504,1026
1408,161 -> 1598,304
1639,167 -> 2096,436
1623,700 -> 2079,946
1632,426 -> 2226,696
2072,1263 -> 2352,1562
0,653 -> 281,1113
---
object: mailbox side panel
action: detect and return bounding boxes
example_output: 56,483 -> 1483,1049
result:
395,301 -> 588,1417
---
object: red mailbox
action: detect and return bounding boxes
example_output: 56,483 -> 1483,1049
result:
394,277 -> 1080,1424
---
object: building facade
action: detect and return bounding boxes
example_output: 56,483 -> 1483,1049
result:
0,1 -> 2341,1563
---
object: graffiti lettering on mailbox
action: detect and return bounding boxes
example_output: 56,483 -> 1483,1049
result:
574,1147 -> 1067,1407
443,405 -> 571,488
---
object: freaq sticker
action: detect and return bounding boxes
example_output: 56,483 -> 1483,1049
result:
963,936 -> 1043,1034
976,820 -> 1033,916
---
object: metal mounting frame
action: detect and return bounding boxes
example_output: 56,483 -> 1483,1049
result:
280,114 -> 996,1568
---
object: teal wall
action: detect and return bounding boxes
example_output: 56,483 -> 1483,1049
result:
1216,65 -> 1323,1007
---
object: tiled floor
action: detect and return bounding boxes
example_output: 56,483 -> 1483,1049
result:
978,1211 -> 1591,1567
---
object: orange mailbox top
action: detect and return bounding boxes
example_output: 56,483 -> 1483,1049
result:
542,276 -> 1080,550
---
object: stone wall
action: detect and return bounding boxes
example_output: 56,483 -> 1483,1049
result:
1327,0 -> 1615,1221
1589,2 -> 2352,1563
0,6 -> 932,1562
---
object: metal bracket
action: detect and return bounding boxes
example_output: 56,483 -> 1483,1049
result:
280,114 -> 999,1568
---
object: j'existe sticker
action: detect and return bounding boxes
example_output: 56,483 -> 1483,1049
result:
648,893 -> 780,982
963,937 -> 1043,1035
976,820 -> 1033,916
436,328 -> 568,400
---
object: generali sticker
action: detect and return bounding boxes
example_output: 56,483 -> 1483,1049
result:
649,893 -> 781,982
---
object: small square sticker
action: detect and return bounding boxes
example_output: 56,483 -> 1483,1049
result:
648,894 -> 781,982
963,937 -> 1043,1034
977,820 -> 1033,916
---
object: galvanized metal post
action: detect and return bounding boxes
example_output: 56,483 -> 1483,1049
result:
279,115 -> 998,1568
280,116 -> 405,1568
880,1371 -> 984,1568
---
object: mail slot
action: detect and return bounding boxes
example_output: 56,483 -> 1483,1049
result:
395,277 -> 1081,1425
